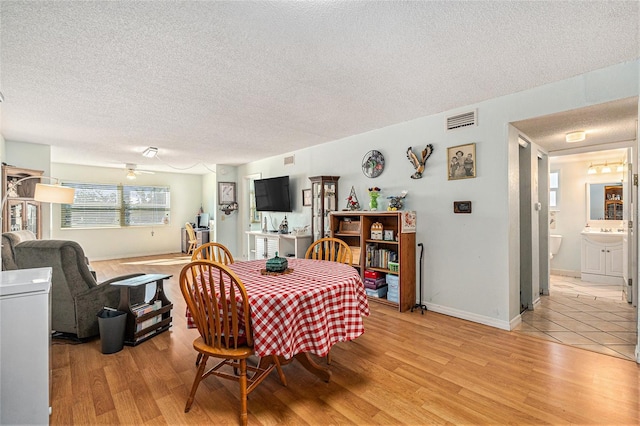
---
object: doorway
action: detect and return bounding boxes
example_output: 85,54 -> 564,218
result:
511,98 -> 639,362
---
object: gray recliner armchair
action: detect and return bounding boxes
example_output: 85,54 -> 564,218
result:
2,230 -> 37,270
14,240 -> 144,339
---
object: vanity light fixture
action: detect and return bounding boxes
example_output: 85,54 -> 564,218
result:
601,162 -> 612,173
617,163 -> 624,172
587,163 -> 597,175
142,147 -> 158,158
566,131 -> 586,143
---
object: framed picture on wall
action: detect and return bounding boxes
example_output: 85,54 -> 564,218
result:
447,142 -> 476,180
302,188 -> 312,206
218,182 -> 236,204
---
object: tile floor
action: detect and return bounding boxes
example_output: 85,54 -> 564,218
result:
513,275 -> 638,361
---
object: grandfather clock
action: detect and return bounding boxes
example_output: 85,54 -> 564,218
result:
309,176 -> 339,241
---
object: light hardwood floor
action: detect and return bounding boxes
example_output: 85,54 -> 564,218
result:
51,253 -> 640,425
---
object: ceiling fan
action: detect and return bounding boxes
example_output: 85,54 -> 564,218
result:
125,163 -> 155,180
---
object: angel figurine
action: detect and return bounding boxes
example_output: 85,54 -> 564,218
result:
406,144 -> 434,179
6,178 -> 19,197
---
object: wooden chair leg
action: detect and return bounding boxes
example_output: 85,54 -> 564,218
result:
327,349 -> 332,365
185,356 -> 208,413
195,353 -> 203,366
239,359 -> 248,426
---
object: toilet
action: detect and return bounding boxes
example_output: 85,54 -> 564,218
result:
549,234 -> 562,260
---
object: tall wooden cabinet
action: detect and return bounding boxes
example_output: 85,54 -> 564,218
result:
309,176 -> 339,241
330,211 -> 416,312
2,166 -> 44,238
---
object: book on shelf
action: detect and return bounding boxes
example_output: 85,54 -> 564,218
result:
133,300 -> 163,339
365,244 -> 397,269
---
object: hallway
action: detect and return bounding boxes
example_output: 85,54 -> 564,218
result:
513,275 -> 637,361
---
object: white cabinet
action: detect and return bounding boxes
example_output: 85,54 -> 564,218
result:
255,234 -> 279,259
581,234 -> 623,284
0,267 -> 52,425
246,231 -> 312,260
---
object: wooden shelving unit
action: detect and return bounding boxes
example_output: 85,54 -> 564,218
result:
112,274 -> 173,346
330,211 -> 416,312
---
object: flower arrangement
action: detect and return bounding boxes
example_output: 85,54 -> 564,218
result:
368,187 -> 381,211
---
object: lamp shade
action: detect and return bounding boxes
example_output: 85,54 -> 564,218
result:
34,183 -> 75,204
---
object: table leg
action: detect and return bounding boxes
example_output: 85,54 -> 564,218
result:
294,353 -> 332,382
148,278 -> 171,306
258,353 -> 332,382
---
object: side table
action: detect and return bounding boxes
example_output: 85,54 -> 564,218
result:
111,273 -> 173,346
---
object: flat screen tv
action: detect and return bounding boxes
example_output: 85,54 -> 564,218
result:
254,176 -> 292,212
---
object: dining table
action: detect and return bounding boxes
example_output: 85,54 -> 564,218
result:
186,257 -> 370,381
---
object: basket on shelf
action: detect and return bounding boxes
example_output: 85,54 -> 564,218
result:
338,220 -> 361,234
387,261 -> 399,273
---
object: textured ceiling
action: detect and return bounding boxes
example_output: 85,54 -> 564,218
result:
513,97 -> 638,155
0,1 -> 638,174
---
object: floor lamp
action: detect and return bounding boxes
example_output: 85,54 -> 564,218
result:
1,176 -> 75,233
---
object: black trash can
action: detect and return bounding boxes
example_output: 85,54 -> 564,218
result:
97,308 -> 127,354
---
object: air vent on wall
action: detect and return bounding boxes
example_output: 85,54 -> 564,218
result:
446,110 -> 477,131
284,155 -> 295,166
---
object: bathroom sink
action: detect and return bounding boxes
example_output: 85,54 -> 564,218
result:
581,230 -> 623,243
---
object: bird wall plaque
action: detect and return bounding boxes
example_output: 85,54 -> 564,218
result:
406,144 -> 434,179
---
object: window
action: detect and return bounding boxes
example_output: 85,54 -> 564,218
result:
61,182 -> 170,228
549,170 -> 559,210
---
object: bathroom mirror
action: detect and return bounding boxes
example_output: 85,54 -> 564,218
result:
586,182 -> 622,220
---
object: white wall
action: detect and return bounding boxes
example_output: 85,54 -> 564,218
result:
238,60 -> 639,330
50,163 -> 204,260
213,165 -> 240,255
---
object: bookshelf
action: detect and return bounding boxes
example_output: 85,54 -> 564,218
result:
330,211 -> 416,312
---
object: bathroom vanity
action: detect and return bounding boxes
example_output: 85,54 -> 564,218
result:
580,231 -> 624,284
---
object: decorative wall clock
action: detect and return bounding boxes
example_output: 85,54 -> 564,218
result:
362,150 -> 385,178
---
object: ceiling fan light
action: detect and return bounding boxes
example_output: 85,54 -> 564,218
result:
126,170 -> 137,180
142,147 -> 158,158
565,131 -> 586,143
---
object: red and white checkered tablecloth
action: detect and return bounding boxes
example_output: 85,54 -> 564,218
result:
186,258 -> 369,359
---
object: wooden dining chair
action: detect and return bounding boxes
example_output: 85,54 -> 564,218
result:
180,260 -> 287,426
184,222 -> 198,255
191,241 -> 235,264
191,242 -> 235,366
305,237 -> 353,364
305,237 -> 353,266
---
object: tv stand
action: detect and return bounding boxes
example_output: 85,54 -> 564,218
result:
246,231 -> 311,260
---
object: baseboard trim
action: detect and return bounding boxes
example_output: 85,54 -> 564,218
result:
425,302 -> 512,331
